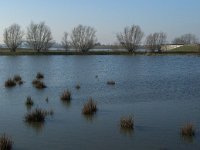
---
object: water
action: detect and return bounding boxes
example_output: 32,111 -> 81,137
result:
0,55 -> 200,150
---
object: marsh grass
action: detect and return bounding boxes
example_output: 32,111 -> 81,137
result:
5,79 -> 16,88
82,98 -> 97,115
13,75 -> 22,82
181,124 -> 195,137
36,72 -> 44,79
0,134 -> 13,150
25,96 -> 34,106
107,80 -> 115,85
120,116 -> 134,129
75,84 -> 81,90
60,90 -> 71,101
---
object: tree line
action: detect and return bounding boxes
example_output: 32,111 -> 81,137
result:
3,22 -> 199,52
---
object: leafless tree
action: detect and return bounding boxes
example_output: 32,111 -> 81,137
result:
3,24 -> 24,52
70,25 -> 97,52
117,25 -> 144,52
145,32 -> 167,52
26,22 -> 54,52
173,34 -> 198,45
62,32 -> 69,51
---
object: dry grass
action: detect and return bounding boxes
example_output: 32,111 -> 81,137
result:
34,81 -> 47,89
36,72 -> 44,79
5,79 -> 16,88
25,109 -> 46,123
120,116 -> 134,129
60,90 -> 71,101
107,80 -> 115,85
181,124 -> 195,137
0,134 -> 13,150
25,96 -> 34,106
82,98 -> 97,115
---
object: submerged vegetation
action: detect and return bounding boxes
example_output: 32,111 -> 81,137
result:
25,96 -> 34,107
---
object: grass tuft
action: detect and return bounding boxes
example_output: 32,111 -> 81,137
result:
36,72 -> 44,79
5,79 -> 16,88
107,80 -> 115,85
82,98 -> 97,115
0,134 -> 13,150
181,124 -> 195,137
60,90 -> 71,101
120,116 -> 134,129
25,96 -> 34,106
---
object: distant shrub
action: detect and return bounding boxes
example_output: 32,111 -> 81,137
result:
5,79 -> 16,88
25,96 -> 34,106
0,134 -> 13,150
60,90 -> 71,101
36,72 -> 44,79
120,116 -> 134,129
181,124 -> 195,137
82,98 -> 97,115
107,80 -> 115,85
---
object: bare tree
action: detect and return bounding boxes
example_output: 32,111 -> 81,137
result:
173,34 -> 198,45
117,25 -> 144,52
145,32 -> 167,52
62,32 -> 69,51
26,22 -> 54,52
70,25 -> 97,52
4,24 -> 24,52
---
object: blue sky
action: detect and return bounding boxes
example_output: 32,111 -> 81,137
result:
0,0 -> 199,44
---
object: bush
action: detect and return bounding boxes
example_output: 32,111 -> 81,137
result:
25,109 -> 46,123
5,79 -> 16,88
36,72 -> 44,79
82,98 -> 97,115
120,116 -> 134,129
181,124 -> 195,137
0,134 -> 13,150
25,96 -> 34,106
107,80 -> 115,85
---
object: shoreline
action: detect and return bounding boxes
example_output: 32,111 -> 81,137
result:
0,50 -> 199,56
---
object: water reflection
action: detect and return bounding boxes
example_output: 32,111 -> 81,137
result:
25,122 -> 45,133
181,135 -> 195,143
120,128 -> 134,137
82,114 -> 97,123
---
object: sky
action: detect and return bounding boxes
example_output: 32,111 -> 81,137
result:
0,0 -> 199,44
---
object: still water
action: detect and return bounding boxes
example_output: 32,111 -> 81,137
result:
0,55 -> 200,150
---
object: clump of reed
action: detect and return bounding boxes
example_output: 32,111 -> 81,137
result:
36,72 -> 44,79
25,109 -> 54,123
120,116 -> 134,129
13,75 -> 22,82
60,90 -> 71,101
75,84 -> 81,90
82,98 -> 97,115
181,124 -> 195,137
25,96 -> 34,106
4,79 -> 16,88
34,81 -> 47,89
0,134 -> 13,150
25,109 -> 46,123
107,80 -> 115,85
